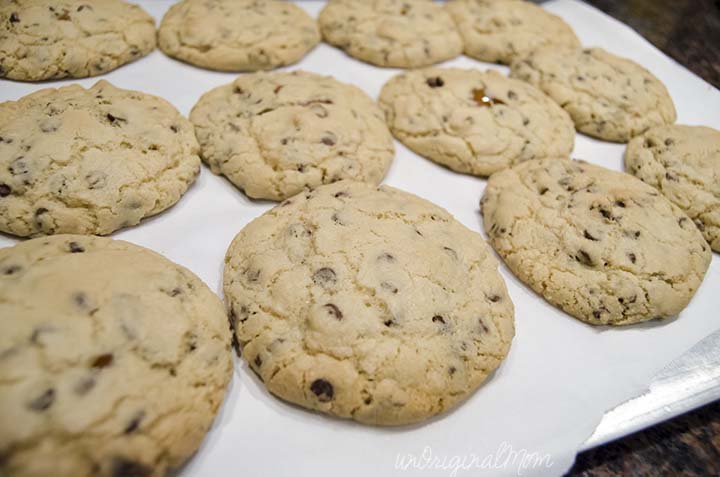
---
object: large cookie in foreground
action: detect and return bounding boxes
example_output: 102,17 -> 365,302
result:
510,47 -> 676,142
379,68 -> 574,176
481,159 -> 711,326
224,181 -> 515,425
0,80 -> 201,237
446,0 -> 580,65
319,0 -> 462,68
0,0 -> 156,81
158,0 -> 319,71
0,235 -> 232,477
190,70 -> 394,201
625,125 -> 720,252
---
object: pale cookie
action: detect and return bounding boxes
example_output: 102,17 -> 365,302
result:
319,0 -> 462,68
158,0 -> 320,71
481,159 -> 711,326
379,68 -> 574,176
224,181 -> 515,425
0,0 -> 156,81
190,71 -> 394,201
0,80 -> 201,237
625,125 -> 720,252
510,47 -> 677,142
446,0 -> 580,64
0,235 -> 232,477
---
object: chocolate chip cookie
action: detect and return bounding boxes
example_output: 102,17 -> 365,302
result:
379,68 -> 574,176
190,71 -> 394,201
0,235 -> 232,477
510,47 -> 677,142
319,0 -> 462,68
158,0 -> 320,71
0,0 -> 156,81
447,0 -> 580,65
0,80 -> 201,237
625,125 -> 720,252
224,181 -> 515,425
481,159 -> 711,326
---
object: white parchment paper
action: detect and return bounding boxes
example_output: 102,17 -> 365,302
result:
1,1 -> 718,475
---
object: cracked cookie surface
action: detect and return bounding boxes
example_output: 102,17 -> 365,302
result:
510,47 -> 676,142
319,0 -> 462,68
0,235 -> 232,477
446,0 -> 580,65
0,80 -> 201,237
481,159 -> 711,326
190,71 -> 394,201
224,181 -> 514,425
158,0 -> 319,71
625,125 -> 720,252
0,0 -> 156,81
379,68 -> 574,176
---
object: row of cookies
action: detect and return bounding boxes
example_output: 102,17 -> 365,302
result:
1,0 -> 579,81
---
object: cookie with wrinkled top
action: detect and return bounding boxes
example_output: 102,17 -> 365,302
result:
319,0 -> 462,68
0,80 -> 201,237
510,47 -> 676,142
379,68 -> 574,176
224,181 -> 515,425
625,125 -> 720,252
190,70 -> 394,201
0,0 -> 156,81
158,0 -> 320,71
481,159 -> 711,326
0,235 -> 232,477
447,0 -> 580,65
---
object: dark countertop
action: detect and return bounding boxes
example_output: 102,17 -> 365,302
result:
567,1 -> 720,475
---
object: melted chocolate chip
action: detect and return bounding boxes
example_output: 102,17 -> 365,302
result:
583,230 -> 599,241
28,388 -> 55,411
9,12 -> 20,23
91,353 -> 113,369
321,135 -> 336,146
628,252 -> 636,264
592,310 -> 602,319
123,411 -> 145,434
478,318 -> 489,333
254,354 -> 262,368
472,88 -> 505,107
323,303 -> 343,320
599,208 -> 613,220
432,315 -> 446,325
615,200 -> 626,208
488,294 -> 502,303
310,379 -> 334,402
68,241 -> 84,253
426,76 -> 444,88
170,125 -> 179,133
110,457 -> 152,477
0,184 -> 12,197
106,113 -> 127,126
378,252 -> 395,262
312,267 -> 337,287
3,265 -> 21,275
380,281 -> 399,294
233,86 -> 244,94
575,250 -> 594,267
448,366 -> 457,375
384,319 -> 395,327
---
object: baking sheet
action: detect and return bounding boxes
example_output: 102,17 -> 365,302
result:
1,1 -> 719,475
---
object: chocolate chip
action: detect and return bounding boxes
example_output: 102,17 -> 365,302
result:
28,388 -> 55,411
664,138 -> 674,146
254,354 -> 262,368
9,13 -> 19,23
448,366 -> 456,375
592,310 -> 602,319
90,353 -> 113,369
599,208 -> 613,220
321,134 -> 336,146
323,303 -> 343,320
170,125 -> 179,133
123,411 -> 145,434
73,292 -> 88,307
233,86 -> 244,94
380,282 -> 398,294
426,77 -> 444,88
615,200 -> 626,208
539,187 -> 549,195
310,379 -> 334,402
583,230 -> 599,241
378,252 -> 395,262
384,319 -> 395,327
312,267 -> 337,287
488,294 -> 502,303
478,318 -> 489,333
432,315 -> 446,325
77,5 -> 92,12
0,184 -> 12,197
3,265 -> 21,275
443,247 -> 458,259
575,250 -> 594,267
333,191 -> 349,198
628,252 -> 636,264
111,457 -> 152,477
106,113 -> 127,126
68,241 -> 84,253
472,88 -> 505,107
274,85 -> 283,94
665,172 -> 678,182
507,90 -> 518,100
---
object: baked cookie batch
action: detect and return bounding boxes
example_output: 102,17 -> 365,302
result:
0,0 -> 717,475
